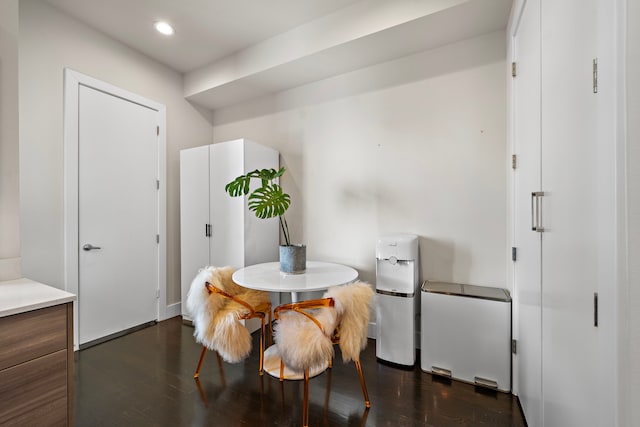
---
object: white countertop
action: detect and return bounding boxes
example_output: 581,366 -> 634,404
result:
0,278 -> 76,318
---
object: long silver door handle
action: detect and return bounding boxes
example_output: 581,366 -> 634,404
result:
531,192 -> 536,231
83,244 -> 102,251
531,191 -> 545,232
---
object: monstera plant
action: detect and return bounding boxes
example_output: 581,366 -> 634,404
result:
224,166 -> 292,246
225,166 -> 305,273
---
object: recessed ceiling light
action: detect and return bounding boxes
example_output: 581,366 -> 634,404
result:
154,21 -> 174,36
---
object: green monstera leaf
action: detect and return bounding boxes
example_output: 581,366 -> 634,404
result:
225,166 -> 292,245
248,184 -> 291,219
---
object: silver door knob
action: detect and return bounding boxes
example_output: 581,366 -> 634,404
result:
82,244 -> 102,251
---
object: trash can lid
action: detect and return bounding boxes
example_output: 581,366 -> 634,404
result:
421,280 -> 511,302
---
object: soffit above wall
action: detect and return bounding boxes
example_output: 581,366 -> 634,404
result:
185,0 -> 513,110
44,0 -> 513,111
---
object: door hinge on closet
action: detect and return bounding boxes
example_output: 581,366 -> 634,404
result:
156,126 -> 160,136
511,62 -> 517,77
592,58 -> 598,93
205,224 -> 212,237
512,154 -> 517,169
512,247 -> 517,261
512,339 -> 517,354
156,234 -> 160,243
594,292 -> 599,327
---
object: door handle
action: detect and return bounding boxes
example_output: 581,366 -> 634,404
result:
530,191 -> 545,232
82,244 -> 102,251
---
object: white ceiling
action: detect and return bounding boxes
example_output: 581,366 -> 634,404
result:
44,0 -> 362,73
43,0 -> 513,110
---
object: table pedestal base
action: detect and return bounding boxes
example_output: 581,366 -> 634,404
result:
263,345 -> 328,380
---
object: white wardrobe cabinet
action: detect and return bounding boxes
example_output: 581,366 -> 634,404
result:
510,1 -> 617,426
180,139 -> 279,322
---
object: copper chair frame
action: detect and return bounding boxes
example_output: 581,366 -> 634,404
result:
193,281 -> 272,379
274,298 -> 370,427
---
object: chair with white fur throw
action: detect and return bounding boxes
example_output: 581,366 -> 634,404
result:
273,281 -> 374,427
186,266 -> 272,378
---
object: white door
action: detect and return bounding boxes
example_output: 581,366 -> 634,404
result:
179,145 -> 211,320
78,84 -> 159,345
512,0 -> 542,425
541,0 -> 602,425
209,141 -> 245,268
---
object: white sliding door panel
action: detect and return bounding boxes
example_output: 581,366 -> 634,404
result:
512,0 -> 543,425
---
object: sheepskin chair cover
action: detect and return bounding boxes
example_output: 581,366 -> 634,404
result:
275,305 -> 338,372
185,266 -> 270,363
324,281 -> 374,363
210,288 -> 271,363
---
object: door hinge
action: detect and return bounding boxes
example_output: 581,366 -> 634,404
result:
205,224 -> 212,237
592,58 -> 598,93
512,339 -> 517,354
156,179 -> 160,190
512,154 -> 517,170
594,292 -> 599,327
156,125 -> 160,136
156,289 -> 160,299
156,234 -> 160,244
512,247 -> 517,261
511,62 -> 517,78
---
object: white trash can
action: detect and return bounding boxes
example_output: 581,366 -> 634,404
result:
421,281 -> 512,392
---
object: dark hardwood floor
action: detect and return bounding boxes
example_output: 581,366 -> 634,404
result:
74,317 -> 527,426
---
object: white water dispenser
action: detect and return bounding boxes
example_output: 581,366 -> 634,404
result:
375,234 -> 419,366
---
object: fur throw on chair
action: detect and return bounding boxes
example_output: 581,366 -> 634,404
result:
186,266 -> 270,363
274,306 -> 337,371
274,281 -> 374,371
324,281 -> 374,363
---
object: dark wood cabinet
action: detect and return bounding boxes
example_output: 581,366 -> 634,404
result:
0,303 -> 73,426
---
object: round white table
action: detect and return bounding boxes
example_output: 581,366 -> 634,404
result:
232,261 -> 358,303
232,261 -> 359,379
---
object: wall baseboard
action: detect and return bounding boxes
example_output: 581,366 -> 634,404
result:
163,302 -> 181,320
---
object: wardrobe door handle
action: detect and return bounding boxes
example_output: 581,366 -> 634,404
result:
531,192 -> 536,231
531,191 -> 545,232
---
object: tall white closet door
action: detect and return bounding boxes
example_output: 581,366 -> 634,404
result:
540,0 -> 599,424
209,141 -> 245,268
512,0 -> 542,425
512,0 -> 618,425
541,0 -> 607,425
179,146 -> 210,319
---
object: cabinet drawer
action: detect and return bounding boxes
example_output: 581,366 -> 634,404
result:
0,304 -> 67,371
0,349 -> 67,426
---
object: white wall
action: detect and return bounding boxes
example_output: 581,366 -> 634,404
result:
212,31 -> 508,288
0,0 -> 21,281
18,0 -> 213,306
